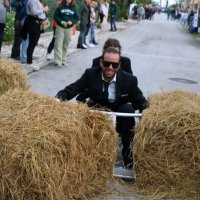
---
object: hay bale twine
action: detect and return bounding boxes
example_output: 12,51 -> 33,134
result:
133,90 -> 200,199
0,89 -> 118,200
0,58 -> 29,95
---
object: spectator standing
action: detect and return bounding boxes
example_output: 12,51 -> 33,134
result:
137,5 -> 145,23
22,0 -> 49,70
56,48 -> 148,169
109,0 -> 117,31
0,0 -> 9,53
87,0 -> 98,47
46,0 -> 62,60
10,0 -> 24,60
54,0 -> 79,67
77,0 -> 90,49
97,0 -> 107,29
17,0 -> 28,64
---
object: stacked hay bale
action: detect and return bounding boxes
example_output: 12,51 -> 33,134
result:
0,89 -> 118,200
0,58 -> 29,95
134,90 -> 200,199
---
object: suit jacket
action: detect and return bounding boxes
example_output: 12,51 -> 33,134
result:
56,67 -> 148,112
92,55 -> 133,75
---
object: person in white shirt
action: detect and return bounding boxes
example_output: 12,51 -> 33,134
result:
23,0 -> 49,70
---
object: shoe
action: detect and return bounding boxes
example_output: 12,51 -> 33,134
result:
88,43 -> 94,48
11,56 -> 20,60
62,63 -> 68,67
124,163 -> 133,170
30,64 -> 40,71
93,42 -> 98,45
82,44 -> 88,49
109,29 -> 114,32
77,44 -> 82,48
114,28 -> 117,31
77,44 -> 87,49
54,62 -> 63,68
46,53 -> 52,60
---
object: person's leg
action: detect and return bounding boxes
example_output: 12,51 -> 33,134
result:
90,23 -> 97,44
27,29 -> 40,64
0,23 -> 5,52
115,104 -> 135,168
11,20 -> 22,59
83,25 -> 89,45
62,27 -> 72,66
110,16 -> 113,31
47,28 -> 56,54
54,25 -> 64,66
21,35 -> 29,64
77,23 -> 87,48
113,16 -> 117,30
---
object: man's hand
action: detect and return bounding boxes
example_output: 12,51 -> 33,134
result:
55,90 -> 68,101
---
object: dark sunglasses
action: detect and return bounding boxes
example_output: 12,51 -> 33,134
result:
103,60 -> 120,69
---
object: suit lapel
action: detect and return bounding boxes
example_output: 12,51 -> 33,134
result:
115,70 -> 124,100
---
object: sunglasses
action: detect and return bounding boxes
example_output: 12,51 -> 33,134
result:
102,60 -> 120,69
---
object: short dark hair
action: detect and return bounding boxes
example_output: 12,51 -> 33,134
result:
103,38 -> 122,53
102,47 -> 120,60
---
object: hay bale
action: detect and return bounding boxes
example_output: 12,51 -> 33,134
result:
0,58 -> 29,95
0,89 -> 118,200
133,90 -> 200,199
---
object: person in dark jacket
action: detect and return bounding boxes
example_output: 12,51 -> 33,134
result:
76,38 -> 133,103
77,0 -> 90,49
10,0 -> 25,60
56,48 -> 148,169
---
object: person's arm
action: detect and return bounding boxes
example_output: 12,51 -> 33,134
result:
56,71 -> 88,101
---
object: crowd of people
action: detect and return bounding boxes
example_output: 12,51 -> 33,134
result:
166,4 -> 199,34
0,0 -> 121,70
131,4 -> 157,22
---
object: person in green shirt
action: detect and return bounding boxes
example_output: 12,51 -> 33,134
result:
54,0 -> 79,67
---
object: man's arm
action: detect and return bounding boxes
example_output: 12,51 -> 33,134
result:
56,71 -> 88,101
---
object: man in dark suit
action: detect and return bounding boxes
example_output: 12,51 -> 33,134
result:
76,38 -> 132,103
56,48 -> 148,168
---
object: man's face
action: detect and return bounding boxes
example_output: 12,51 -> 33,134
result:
100,53 -> 120,81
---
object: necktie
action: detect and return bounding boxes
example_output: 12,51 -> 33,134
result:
103,80 -> 109,99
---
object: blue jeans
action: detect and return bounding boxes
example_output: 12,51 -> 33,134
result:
89,23 -> 96,44
110,16 -> 117,30
21,36 -> 29,64
0,23 -> 5,52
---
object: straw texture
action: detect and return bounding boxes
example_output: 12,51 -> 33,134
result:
133,90 -> 200,199
0,58 -> 29,95
0,90 -> 118,200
